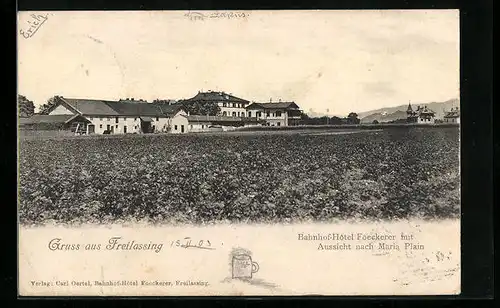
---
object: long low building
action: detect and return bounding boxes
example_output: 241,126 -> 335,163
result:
35,96 -> 190,134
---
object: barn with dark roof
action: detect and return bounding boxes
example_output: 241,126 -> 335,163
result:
39,96 -> 189,135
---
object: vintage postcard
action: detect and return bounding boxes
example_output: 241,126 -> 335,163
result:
17,10 -> 460,296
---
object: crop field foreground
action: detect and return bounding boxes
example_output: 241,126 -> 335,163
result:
18,127 -> 460,225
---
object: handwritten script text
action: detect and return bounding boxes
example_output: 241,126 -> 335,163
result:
19,13 -> 49,39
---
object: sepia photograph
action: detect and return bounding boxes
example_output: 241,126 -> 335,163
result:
18,10 -> 461,296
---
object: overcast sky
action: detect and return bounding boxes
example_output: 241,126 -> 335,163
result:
18,10 -> 459,116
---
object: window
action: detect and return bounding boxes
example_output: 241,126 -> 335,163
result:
107,124 -> 110,130
99,117 -> 103,121
248,111 -> 252,117
202,125 -> 205,129
266,112 -> 270,117
134,117 -> 137,121
156,117 -> 159,121
277,122 -> 281,126
276,111 -> 282,117
175,125 -> 178,130
222,111 -> 227,116
237,112 -> 240,117
232,112 -> 236,117
190,125 -> 193,129
271,113 -> 275,117
223,103 -> 227,107
115,117 -> 119,123
124,126 -> 127,133
99,124 -> 103,129
124,117 -> 127,121
232,103 -> 236,108
115,125 -> 118,128
257,112 -> 261,117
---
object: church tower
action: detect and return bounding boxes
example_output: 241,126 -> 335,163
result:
406,101 -> 414,116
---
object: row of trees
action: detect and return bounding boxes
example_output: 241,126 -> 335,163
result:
299,112 -> 361,125
18,95 -> 61,117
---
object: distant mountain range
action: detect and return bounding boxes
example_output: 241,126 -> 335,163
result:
358,98 -> 460,123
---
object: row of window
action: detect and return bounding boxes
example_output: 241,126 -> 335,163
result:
97,124 -> 184,132
89,117 -> 161,122
221,103 -> 245,108
219,111 -> 284,117
248,111 -> 282,117
222,111 -> 245,117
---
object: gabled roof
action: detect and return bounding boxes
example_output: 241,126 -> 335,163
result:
60,98 -> 120,116
103,101 -> 163,116
57,97 -> 185,117
444,110 -> 460,118
153,103 -> 186,116
418,107 -> 435,115
183,91 -> 250,103
246,102 -> 300,110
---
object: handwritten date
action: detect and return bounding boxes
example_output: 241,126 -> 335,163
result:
185,11 -> 249,21
170,237 -> 215,250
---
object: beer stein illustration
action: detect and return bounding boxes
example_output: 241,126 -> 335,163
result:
232,254 -> 259,279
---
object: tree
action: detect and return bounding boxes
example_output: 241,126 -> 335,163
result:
372,120 -> 379,124
182,101 -> 221,116
330,116 -> 343,125
346,112 -> 360,124
18,95 -> 35,118
39,96 -> 62,115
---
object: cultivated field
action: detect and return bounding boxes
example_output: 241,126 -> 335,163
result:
18,127 -> 460,225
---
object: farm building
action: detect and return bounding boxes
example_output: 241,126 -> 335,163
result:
443,107 -> 460,124
180,91 -> 251,117
42,97 -> 189,135
18,114 -> 92,136
245,101 -> 303,126
406,102 -> 436,124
